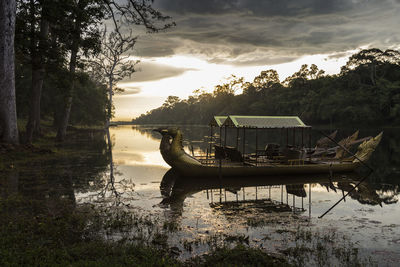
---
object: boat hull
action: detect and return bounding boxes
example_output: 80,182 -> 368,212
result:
172,161 -> 360,178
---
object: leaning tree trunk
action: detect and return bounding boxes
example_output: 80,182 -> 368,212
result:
56,50 -> 77,142
0,0 -> 19,144
26,10 -> 49,143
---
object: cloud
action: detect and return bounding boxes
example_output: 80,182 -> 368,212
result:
121,61 -> 197,83
134,0 -> 400,66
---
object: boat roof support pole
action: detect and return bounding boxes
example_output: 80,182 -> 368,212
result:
255,128 -> 258,166
224,125 -> 227,146
293,128 -> 295,147
219,127 -> 222,146
236,128 -> 239,149
301,128 -> 304,148
286,128 -> 289,147
209,126 -> 213,158
242,127 -> 246,163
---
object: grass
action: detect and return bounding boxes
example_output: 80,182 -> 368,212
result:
0,195 -> 289,267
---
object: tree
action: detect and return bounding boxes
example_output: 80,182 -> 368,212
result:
0,0 -> 19,144
23,0 -> 50,143
87,28 -> 139,127
162,96 -> 180,109
56,0 -> 105,142
56,0 -> 175,141
253,69 -> 280,89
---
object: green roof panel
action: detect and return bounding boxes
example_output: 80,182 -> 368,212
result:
209,116 -> 228,127
222,115 -> 309,128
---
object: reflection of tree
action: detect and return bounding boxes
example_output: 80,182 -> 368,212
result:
95,127 -> 135,207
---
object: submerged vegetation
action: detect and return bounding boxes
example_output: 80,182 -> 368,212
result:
133,48 -> 400,127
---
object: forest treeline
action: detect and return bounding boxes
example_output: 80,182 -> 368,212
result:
0,0 -> 173,144
133,48 -> 400,127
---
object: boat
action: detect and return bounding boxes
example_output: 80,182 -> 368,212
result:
153,116 -> 383,178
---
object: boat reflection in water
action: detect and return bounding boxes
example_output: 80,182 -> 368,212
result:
159,169 -> 396,218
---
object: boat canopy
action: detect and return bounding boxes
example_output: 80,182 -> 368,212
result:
209,116 -> 228,127
221,115 -> 310,129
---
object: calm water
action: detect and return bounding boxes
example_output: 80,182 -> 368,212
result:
79,125 -> 400,264
2,125 -> 400,265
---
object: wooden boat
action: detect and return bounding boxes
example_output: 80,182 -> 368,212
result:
154,127 -> 383,178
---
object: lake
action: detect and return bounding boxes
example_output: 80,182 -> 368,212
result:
2,125 -> 399,266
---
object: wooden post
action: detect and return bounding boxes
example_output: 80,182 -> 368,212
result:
309,127 -> 312,161
293,194 -> 295,213
255,186 -> 258,200
309,183 -> 311,218
301,128 -> 304,148
286,190 -> 288,204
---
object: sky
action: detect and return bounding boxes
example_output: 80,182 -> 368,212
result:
113,0 -> 400,120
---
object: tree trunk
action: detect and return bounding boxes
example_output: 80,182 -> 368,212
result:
56,20 -> 80,142
106,76 -> 113,128
0,0 -> 18,144
26,7 -> 49,143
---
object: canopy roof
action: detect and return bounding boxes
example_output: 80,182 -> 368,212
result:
209,116 -> 228,127
221,115 -> 309,129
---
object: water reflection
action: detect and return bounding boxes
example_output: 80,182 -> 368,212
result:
99,126 -> 400,263
1,130 -> 110,217
159,169 -> 398,217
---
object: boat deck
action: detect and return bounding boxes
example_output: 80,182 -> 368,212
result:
198,157 -> 348,167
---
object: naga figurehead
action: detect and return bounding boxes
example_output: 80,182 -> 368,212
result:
153,128 -> 201,168
353,132 -> 383,163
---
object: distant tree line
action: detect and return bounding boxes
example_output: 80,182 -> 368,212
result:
133,49 -> 400,127
0,0 -> 174,144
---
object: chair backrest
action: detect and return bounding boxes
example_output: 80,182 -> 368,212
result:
224,146 -> 243,162
214,145 -> 226,159
281,147 -> 301,160
265,143 -> 280,158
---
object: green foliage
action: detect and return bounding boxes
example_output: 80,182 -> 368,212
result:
133,49 -> 400,127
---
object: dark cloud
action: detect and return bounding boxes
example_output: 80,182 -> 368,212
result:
118,86 -> 142,95
133,0 -> 400,66
121,61 -> 197,83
